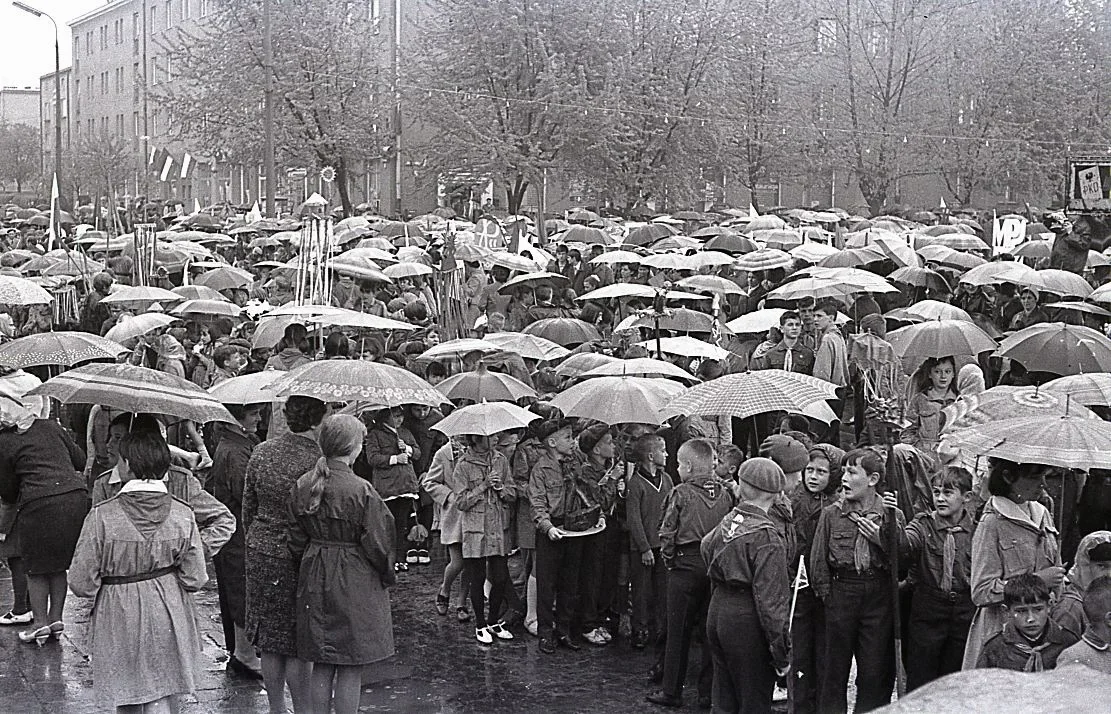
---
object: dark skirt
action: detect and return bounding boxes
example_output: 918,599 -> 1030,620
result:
17,490 -> 88,575
244,548 -> 299,656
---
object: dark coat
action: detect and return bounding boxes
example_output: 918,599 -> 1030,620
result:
355,423 -> 421,500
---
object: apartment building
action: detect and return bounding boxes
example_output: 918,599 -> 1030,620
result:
39,68 -> 72,178
0,87 -> 40,127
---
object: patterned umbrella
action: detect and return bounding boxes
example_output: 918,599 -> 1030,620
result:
271,360 -> 446,407
0,332 -> 127,368
28,363 -> 235,424
942,386 -> 1096,432
887,319 -> 996,359
664,369 -> 838,420
0,275 -> 52,305
522,318 -> 602,346
436,365 -> 537,402
948,415 -> 1111,470
483,332 -> 571,362
995,322 -> 1111,376
432,401 -> 539,437
550,375 -> 685,425
734,248 -> 793,272
1043,373 -> 1111,407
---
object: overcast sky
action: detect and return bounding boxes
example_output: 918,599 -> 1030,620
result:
1,0 -> 106,88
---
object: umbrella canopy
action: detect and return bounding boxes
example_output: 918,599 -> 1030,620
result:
418,338 -> 502,361
432,401 -> 539,437
621,308 -> 732,335
918,245 -> 987,271
790,242 -> 840,263
820,246 -> 886,268
383,262 -> 433,279
307,308 -> 416,332
664,370 -> 838,420
1043,373 -> 1111,407
271,360 -> 446,407
726,308 -> 787,334
170,285 -> 229,302
576,283 -> 707,303
703,234 -> 758,254
624,224 -> 677,246
103,312 -> 180,345
207,371 -> 286,405
924,233 -> 990,252
1014,240 -> 1051,259
553,352 -> 619,380
749,228 -> 803,250
486,251 -> 540,273
330,256 -> 392,283
580,357 -> 695,383
887,319 -> 997,359
193,266 -> 252,291
549,375 -> 685,425
437,365 -> 537,402
28,363 -> 235,424
454,242 -> 492,262
1044,301 -> 1111,319
743,215 -> 787,232
650,235 -> 703,252
0,331 -> 128,368
483,332 -> 571,361
904,300 -> 971,322
522,318 -> 602,346
676,275 -> 747,296
734,248 -> 792,272
948,415 -> 1111,470
888,267 -> 951,293
959,261 -> 1037,287
637,336 -> 731,360
590,249 -> 644,265
686,251 -> 737,269
0,275 -> 52,305
769,277 -> 889,302
942,386 -> 1096,432
101,285 -> 183,306
559,225 -> 613,245
498,271 -> 569,294
995,322 -> 1111,376
641,253 -> 697,271
1029,269 -> 1093,298
171,299 -> 243,318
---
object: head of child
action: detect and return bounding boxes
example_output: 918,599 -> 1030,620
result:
914,356 -> 956,395
463,434 -> 492,453
578,424 -> 615,465
760,434 -> 809,493
932,467 -> 974,521
633,433 -> 668,471
840,449 -> 884,504
736,457 -> 786,511
1083,576 -> 1111,641
715,444 -> 744,481
1003,573 -> 1051,642
987,458 -> 1047,505
538,419 -> 576,458
804,445 -> 843,495
677,439 -> 715,483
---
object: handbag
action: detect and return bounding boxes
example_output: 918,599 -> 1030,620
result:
562,482 -> 601,532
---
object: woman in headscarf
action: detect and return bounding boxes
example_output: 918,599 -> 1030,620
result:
68,429 -> 207,712
1009,287 -> 1049,331
956,364 -> 986,397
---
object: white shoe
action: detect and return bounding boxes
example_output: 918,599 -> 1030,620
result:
583,628 -> 608,646
598,626 -> 613,643
525,620 -> 538,637
490,622 -> 514,640
773,684 -> 788,702
0,610 -> 33,626
475,626 -> 495,645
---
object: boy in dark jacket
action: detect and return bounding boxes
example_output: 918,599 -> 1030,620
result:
626,433 -> 673,651
977,573 -> 1079,671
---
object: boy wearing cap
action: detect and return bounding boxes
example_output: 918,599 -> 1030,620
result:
529,418 -> 586,654
700,457 -> 791,714
810,449 -> 906,714
647,439 -> 734,709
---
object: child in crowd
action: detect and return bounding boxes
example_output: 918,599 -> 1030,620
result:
647,439 -> 734,710
904,467 -> 977,690
811,448 -> 906,714
715,444 -> 744,484
626,433 -> 673,651
789,444 -> 843,714
1057,575 -> 1111,674
1052,532 -> 1111,636
976,574 -> 1079,671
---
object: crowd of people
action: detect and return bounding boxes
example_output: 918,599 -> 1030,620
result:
2,203 -> 1111,713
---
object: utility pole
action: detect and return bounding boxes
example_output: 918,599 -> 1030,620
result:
263,0 -> 276,218
392,0 -> 401,217
13,2 -> 64,209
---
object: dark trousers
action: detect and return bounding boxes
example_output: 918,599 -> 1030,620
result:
535,530 -> 584,639
415,499 -> 434,551
631,547 -> 667,640
578,532 -> 606,632
904,586 -> 974,691
707,586 -> 774,714
464,555 -> 510,628
789,587 -> 824,714
821,575 -> 894,714
385,497 -> 413,562
597,525 -> 628,619
661,550 -> 713,699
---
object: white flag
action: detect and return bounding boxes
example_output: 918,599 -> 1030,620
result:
193,198 -> 202,215
160,155 -> 174,182
47,173 -> 59,251
748,203 -> 759,219
939,196 -> 947,211
179,152 -> 193,179
246,201 -> 263,223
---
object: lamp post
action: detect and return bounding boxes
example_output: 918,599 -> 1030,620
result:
14,2 -> 63,209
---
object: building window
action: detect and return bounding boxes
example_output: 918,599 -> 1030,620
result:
183,0 -> 191,20
200,0 -> 208,18
86,32 -> 93,56
165,56 -> 172,82
101,72 -> 109,95
815,17 -> 837,54
100,26 -> 108,50
150,5 -> 158,33
165,1 -> 173,28
134,111 -> 140,137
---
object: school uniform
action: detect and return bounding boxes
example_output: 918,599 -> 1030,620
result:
904,510 -> 976,690
810,495 -> 907,714
626,465 -> 673,643
657,477 -> 734,701
976,620 -> 1078,671
701,504 -> 791,714
1058,631 -> 1111,675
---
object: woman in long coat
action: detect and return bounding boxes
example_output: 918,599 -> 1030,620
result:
289,414 -> 395,714
244,396 -> 326,714
69,429 -> 207,712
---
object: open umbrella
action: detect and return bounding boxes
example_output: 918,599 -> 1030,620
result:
676,275 -> 747,296
383,262 -> 433,280
483,332 -> 571,362
904,300 -> 971,322
418,338 -> 503,362
101,285 -> 183,307
624,224 -> 676,247
432,401 -> 539,437
820,246 -> 886,268
959,261 -> 1037,287
642,253 -> 698,271
549,375 -> 685,425
1029,269 -> 1093,298
207,371 -> 286,404
171,299 -> 243,319
948,415 -> 1111,470
889,267 -> 951,293
790,242 -> 840,264
995,322 -> 1111,376
171,285 -> 229,302
498,271 -> 570,294
271,360 -> 446,407
734,248 -> 792,272
28,363 -> 235,424
576,283 -> 706,303
0,332 -> 128,368
924,233 -> 990,252
580,357 -> 695,383
621,308 -> 733,335
193,266 -> 252,291
942,386 -> 1096,432
1043,373 -> 1111,407
554,352 -> 619,380
486,252 -> 540,273
436,364 -> 537,402
1014,240 -> 1052,260
560,225 -> 613,245
637,336 -> 731,361
703,234 -> 758,254
650,236 -> 703,252
590,249 -> 644,265
664,370 -> 838,420
103,312 -> 180,345
0,275 -> 52,305
886,319 -> 996,359
1044,301 -> 1111,319
749,229 -> 802,250
522,318 -> 601,346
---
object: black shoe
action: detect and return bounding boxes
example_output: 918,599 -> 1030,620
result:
646,691 -> 682,708
539,636 -> 557,654
647,662 -> 663,684
556,634 -> 582,651
697,695 -> 712,710
226,657 -> 263,680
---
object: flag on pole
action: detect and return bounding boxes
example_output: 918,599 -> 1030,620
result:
180,152 -> 193,179
246,201 -> 263,223
193,198 -> 202,215
147,145 -> 157,166
160,154 -> 174,182
939,196 -> 947,211
47,173 -> 60,251
748,203 -> 759,219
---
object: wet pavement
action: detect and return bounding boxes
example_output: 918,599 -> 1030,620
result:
0,551 -> 686,713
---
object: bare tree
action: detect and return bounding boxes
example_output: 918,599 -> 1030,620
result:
0,122 -> 41,194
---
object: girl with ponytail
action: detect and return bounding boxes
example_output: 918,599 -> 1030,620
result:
288,414 -> 396,714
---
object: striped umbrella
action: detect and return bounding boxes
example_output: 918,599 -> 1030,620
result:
734,248 -> 792,272
0,332 -> 128,368
28,363 -> 235,424
664,370 -> 838,420
1043,373 -> 1111,407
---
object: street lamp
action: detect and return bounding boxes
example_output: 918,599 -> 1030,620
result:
13,1 -> 64,210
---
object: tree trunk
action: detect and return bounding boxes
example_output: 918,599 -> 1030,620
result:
505,174 -> 529,215
335,156 -> 354,217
